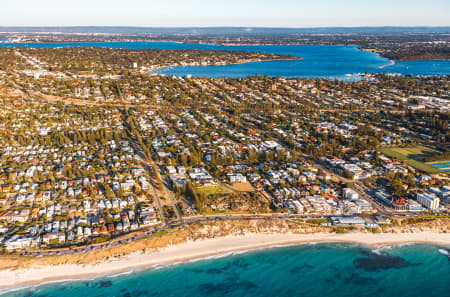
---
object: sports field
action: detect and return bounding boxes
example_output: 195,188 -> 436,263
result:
380,145 -> 444,174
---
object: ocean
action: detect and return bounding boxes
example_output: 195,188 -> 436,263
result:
3,243 -> 450,297
1,42 -> 449,78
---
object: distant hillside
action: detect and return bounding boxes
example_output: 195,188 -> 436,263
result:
0,26 -> 449,35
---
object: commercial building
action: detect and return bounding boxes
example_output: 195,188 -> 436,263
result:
416,193 -> 440,210
375,191 -> 408,211
330,216 -> 366,226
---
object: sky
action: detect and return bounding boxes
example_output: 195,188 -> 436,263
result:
1,0 -> 449,27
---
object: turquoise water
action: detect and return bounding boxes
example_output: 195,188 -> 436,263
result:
1,42 -> 448,78
3,243 -> 450,297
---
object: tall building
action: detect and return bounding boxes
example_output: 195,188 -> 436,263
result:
417,193 -> 440,210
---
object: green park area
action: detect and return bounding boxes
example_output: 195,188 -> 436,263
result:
380,145 -> 444,174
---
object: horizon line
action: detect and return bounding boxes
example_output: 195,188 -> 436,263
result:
1,25 -> 450,29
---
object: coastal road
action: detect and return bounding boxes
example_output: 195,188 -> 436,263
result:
25,213 -> 326,257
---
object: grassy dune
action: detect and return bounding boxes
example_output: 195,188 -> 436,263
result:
1,218 -> 449,272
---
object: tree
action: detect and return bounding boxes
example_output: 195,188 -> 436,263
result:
391,179 -> 404,197
117,187 -> 125,198
105,185 -> 115,199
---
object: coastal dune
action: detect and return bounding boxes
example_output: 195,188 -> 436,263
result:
1,231 -> 449,291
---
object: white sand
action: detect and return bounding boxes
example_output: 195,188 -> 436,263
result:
1,232 -> 449,291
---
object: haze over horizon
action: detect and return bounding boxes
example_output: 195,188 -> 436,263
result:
2,0 -> 449,27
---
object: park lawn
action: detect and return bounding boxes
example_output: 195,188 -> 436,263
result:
194,184 -> 231,196
388,145 -> 440,160
380,145 -> 443,174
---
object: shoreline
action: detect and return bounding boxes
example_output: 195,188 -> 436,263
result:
1,41 -> 448,62
1,232 -> 449,292
148,57 -> 302,74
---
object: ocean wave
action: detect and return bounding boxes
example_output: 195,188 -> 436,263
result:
146,242 -> 447,272
182,249 -> 254,264
377,242 -> 417,251
2,242 -> 445,295
370,242 -> 430,255
371,248 -> 384,255
438,249 -> 449,256
141,243 -> 327,271
107,270 -> 135,278
0,276 -> 98,296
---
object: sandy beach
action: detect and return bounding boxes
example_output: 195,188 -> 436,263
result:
1,231 -> 449,291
